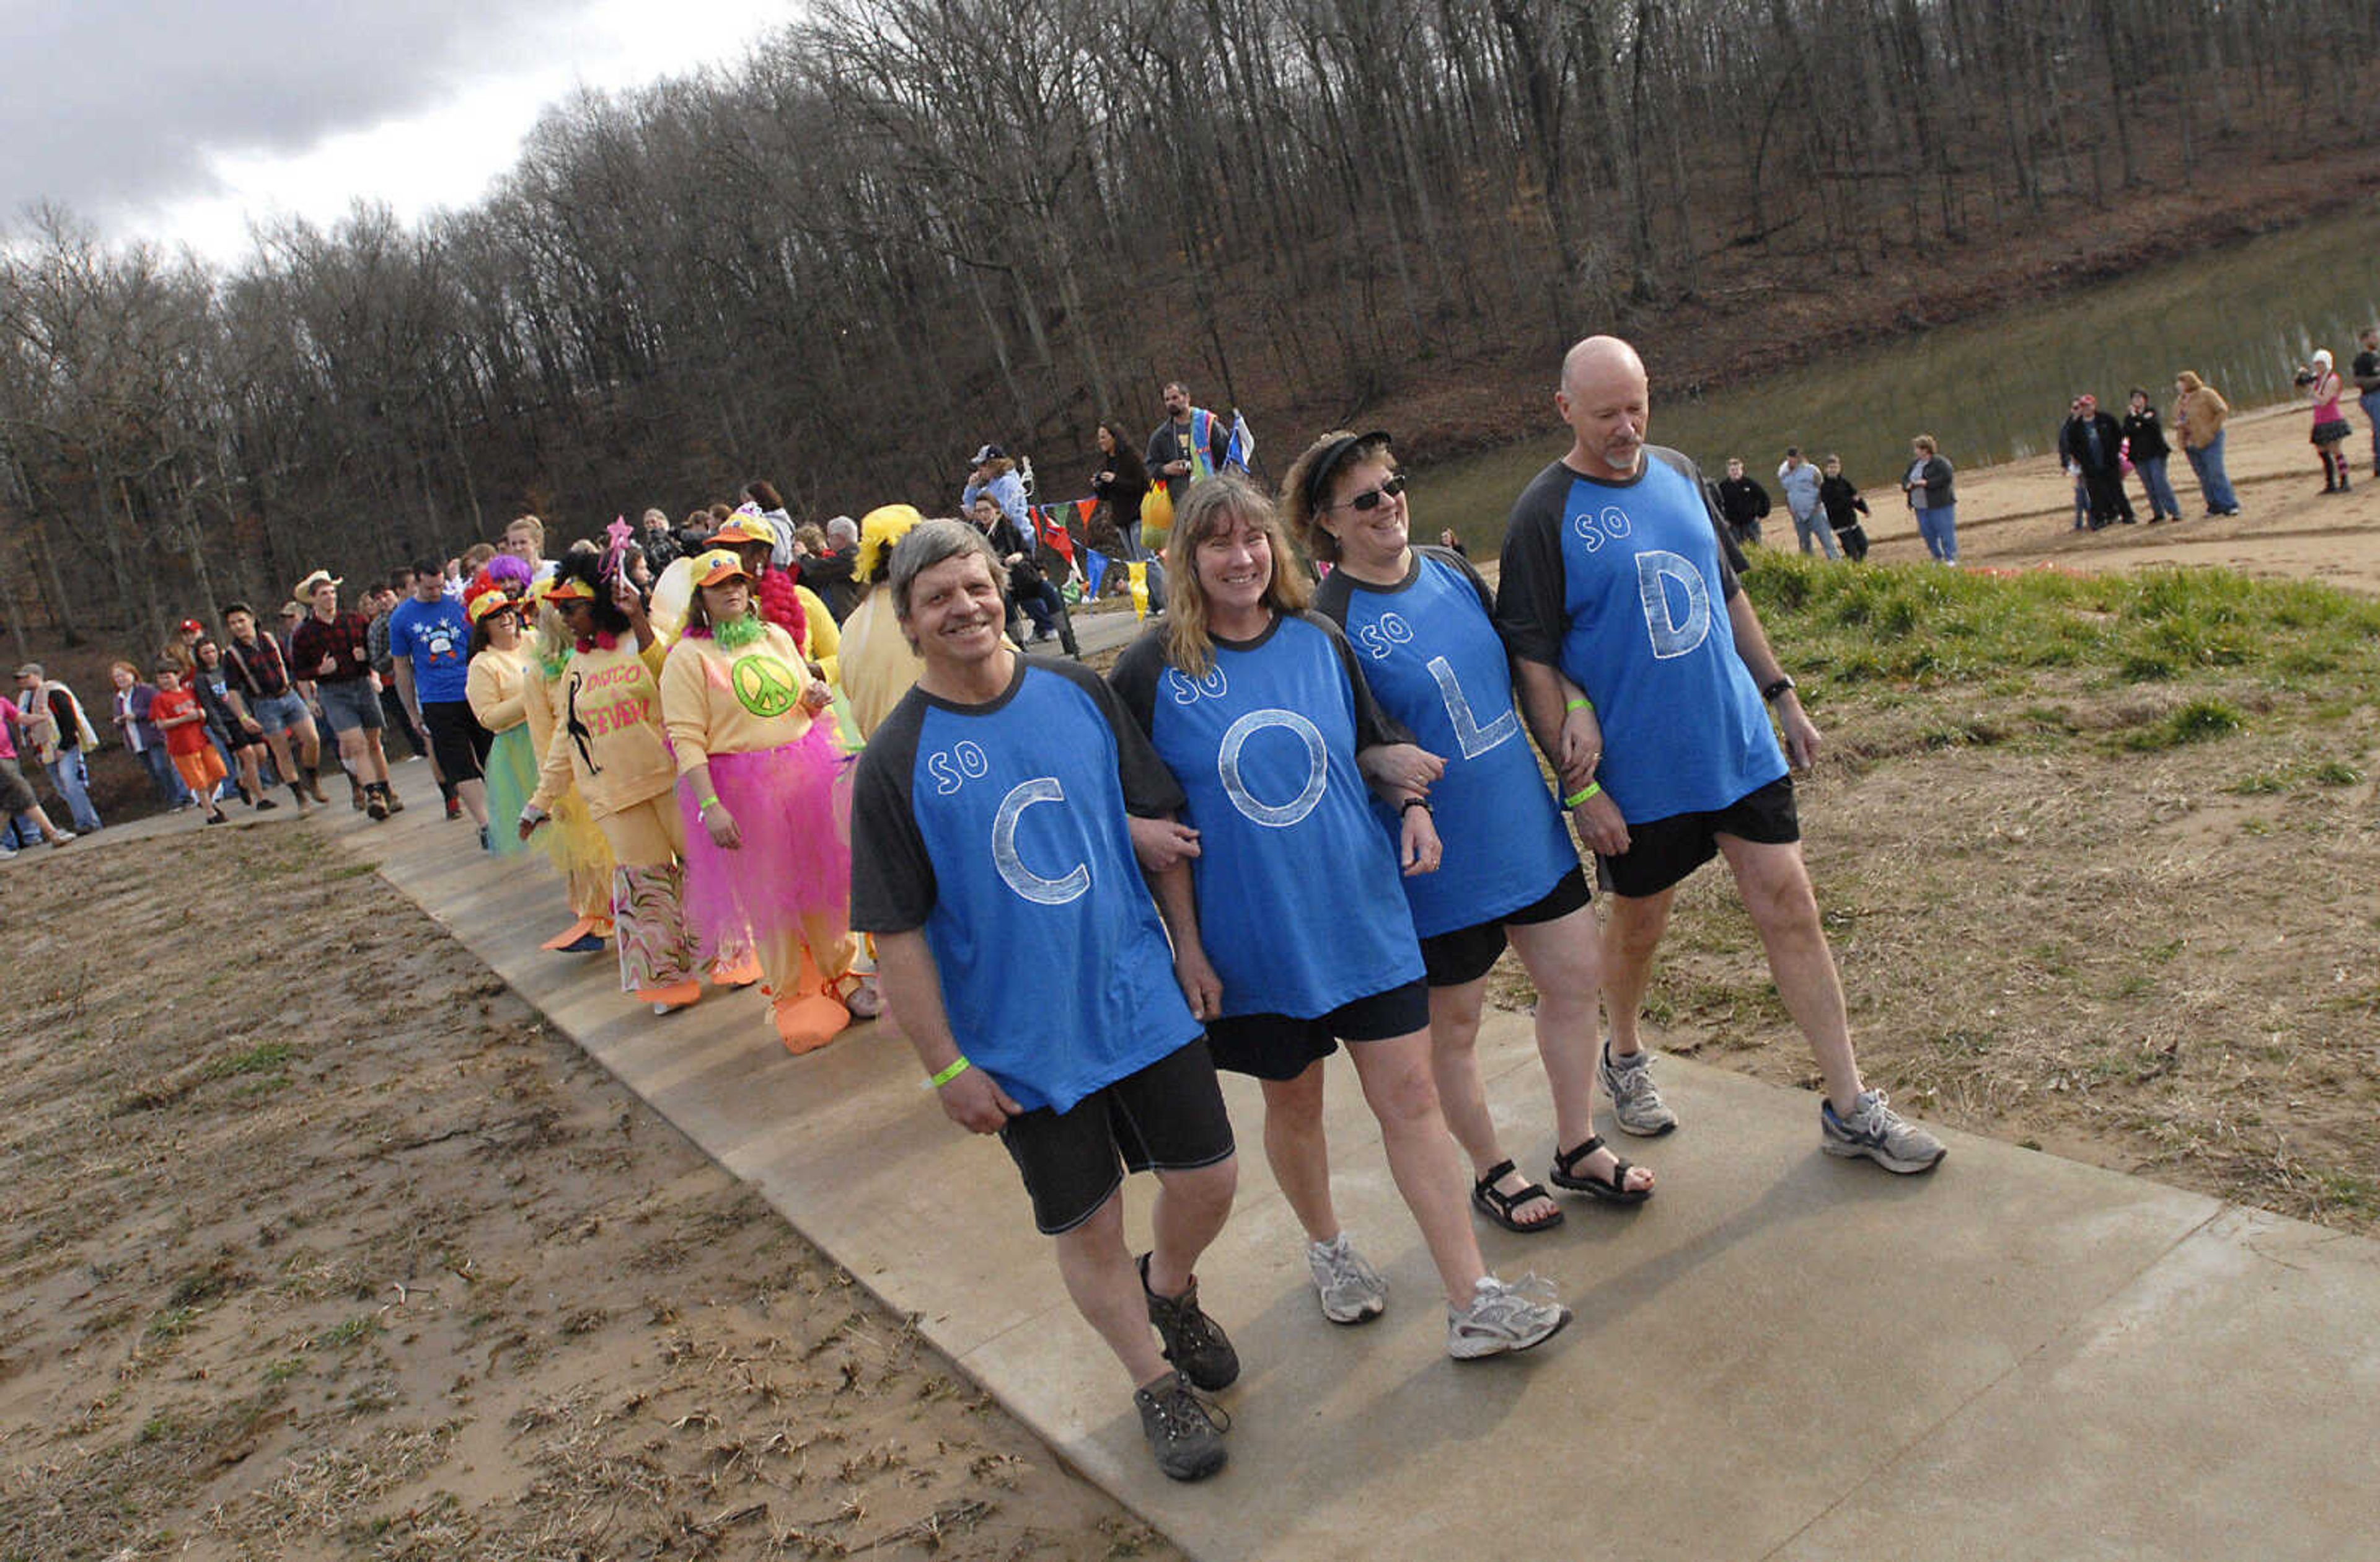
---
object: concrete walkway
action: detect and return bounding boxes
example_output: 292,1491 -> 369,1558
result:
316,755 -> 2375,1561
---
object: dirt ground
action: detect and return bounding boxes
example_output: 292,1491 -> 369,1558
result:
0,829 -> 1175,1561
2,405 -> 2374,1557
1865,398 -> 2380,593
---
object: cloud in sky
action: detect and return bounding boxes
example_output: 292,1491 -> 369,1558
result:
1,0 -> 793,260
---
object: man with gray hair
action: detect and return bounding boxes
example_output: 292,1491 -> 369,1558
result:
796,514 -> 862,623
849,519 -> 1245,1482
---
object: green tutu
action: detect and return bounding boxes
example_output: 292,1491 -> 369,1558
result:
482,723 -> 539,855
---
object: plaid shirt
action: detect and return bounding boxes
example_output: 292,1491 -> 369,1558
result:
289,611 -> 376,684
219,632 -> 294,699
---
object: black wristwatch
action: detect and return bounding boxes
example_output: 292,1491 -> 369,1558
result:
1761,674 -> 1797,703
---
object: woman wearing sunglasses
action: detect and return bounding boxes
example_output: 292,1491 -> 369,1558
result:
1287,432 -> 1655,1239
1108,474 -> 1570,1361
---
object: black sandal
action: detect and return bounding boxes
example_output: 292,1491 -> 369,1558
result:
1471,1159 -> 1566,1233
1549,1136 -> 1652,1205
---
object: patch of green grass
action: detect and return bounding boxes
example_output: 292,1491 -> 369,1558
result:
262,1358 -> 304,1385
1741,557 -> 2380,708
319,1316 -> 375,1350
2119,696 -> 2244,752
203,1041 -> 293,1080
2311,759 -> 2363,786
2228,772 -> 2290,795
329,861 -> 381,879
2310,1171 -> 2378,1216
147,1306 -> 201,1341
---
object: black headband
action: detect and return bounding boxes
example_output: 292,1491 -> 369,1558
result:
1303,430 -> 1394,516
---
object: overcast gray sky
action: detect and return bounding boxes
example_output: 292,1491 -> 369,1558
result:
2,0 -> 792,262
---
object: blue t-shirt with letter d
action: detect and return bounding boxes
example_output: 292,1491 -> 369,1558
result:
849,658 -> 1200,1114
1495,448 -> 1786,824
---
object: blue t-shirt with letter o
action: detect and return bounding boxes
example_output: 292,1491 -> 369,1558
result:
386,596 -> 474,705
1315,549 -> 1577,937
1111,612 -> 1422,1019
848,659 -> 1199,1114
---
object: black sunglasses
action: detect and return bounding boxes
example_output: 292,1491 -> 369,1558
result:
1332,473 -> 1409,512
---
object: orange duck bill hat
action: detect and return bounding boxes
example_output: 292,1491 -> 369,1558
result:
689,549 -> 752,589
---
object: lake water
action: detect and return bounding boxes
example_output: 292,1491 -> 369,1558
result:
1422,207 -> 2380,552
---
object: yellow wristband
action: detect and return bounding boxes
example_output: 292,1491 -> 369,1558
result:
928,1056 -> 971,1088
1564,696 -> 1592,713
1564,781 -> 1602,808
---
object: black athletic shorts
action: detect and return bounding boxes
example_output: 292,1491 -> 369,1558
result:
999,1038 -> 1235,1235
1599,774 -> 1800,899
420,699 -> 491,783
1418,864 -> 1593,989
1204,978 -> 1430,1082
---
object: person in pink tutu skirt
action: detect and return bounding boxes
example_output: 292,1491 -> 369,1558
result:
661,549 -> 859,1052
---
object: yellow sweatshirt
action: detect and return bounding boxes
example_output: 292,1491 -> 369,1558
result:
793,584 -> 840,684
527,633 -> 674,821
659,624 -> 822,774
835,588 -> 925,741
465,646 -> 529,733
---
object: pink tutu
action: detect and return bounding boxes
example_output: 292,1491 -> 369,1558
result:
677,724 -> 852,950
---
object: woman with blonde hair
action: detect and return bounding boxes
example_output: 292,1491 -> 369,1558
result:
2299,350 -> 2353,494
2173,371 -> 2241,517
1108,475 -> 1570,1360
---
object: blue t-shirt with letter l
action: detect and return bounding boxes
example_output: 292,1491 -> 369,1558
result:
1315,549 -> 1576,938
1495,448 -> 1786,825
848,659 -> 1200,1115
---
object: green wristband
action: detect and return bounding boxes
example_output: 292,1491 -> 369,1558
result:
928,1056 -> 972,1088
1564,781 -> 1603,808
697,794 -> 720,811
1564,696 -> 1592,713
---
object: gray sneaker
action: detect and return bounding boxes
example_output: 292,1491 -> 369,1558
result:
1305,1232 -> 1387,1325
1822,1090 -> 1947,1174
1134,1370 -> 1228,1481
1447,1274 -> 1571,1360
1600,1044 -> 1680,1136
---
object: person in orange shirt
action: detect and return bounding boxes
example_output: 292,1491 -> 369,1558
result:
148,664 -> 230,825
661,550 -> 859,1052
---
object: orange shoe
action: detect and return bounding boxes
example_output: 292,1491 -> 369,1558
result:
638,980 -> 702,1015
772,991 -> 850,1054
708,948 -> 763,989
542,917 -> 597,951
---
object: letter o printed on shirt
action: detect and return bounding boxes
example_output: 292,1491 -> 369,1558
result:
1217,708 -> 1329,827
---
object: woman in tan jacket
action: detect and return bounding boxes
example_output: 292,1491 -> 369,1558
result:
2172,371 -> 2241,516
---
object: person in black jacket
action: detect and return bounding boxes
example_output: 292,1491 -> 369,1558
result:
2058,394 -> 2135,529
1816,456 -> 1871,562
1713,457 -> 1771,547
2120,388 -> 2182,523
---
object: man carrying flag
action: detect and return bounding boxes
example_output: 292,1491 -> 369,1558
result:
1145,381 -> 1242,511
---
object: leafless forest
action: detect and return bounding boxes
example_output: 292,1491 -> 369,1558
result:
4,0 -> 2375,655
